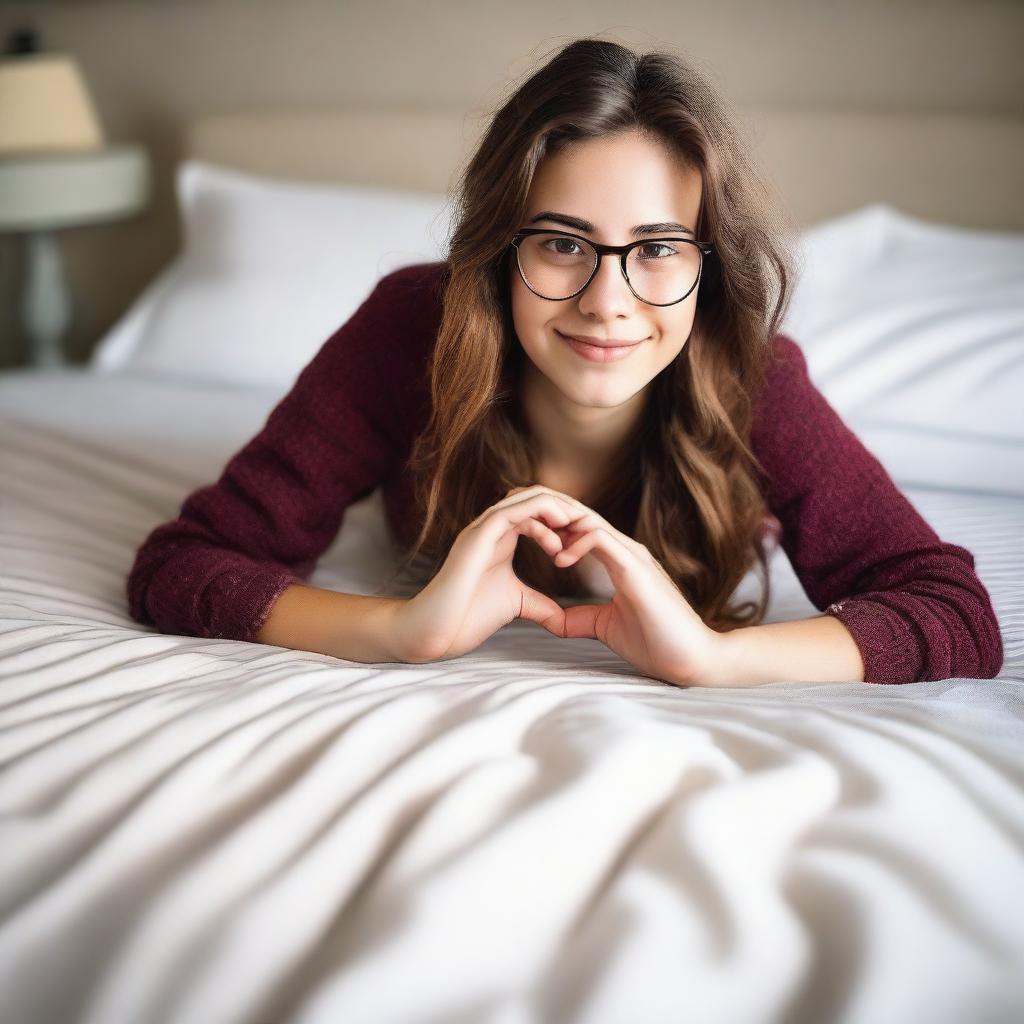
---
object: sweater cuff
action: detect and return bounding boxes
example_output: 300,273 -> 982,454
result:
200,563 -> 301,644
824,597 -> 924,685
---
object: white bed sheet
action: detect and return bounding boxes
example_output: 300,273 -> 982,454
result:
1,368 -> 1022,1024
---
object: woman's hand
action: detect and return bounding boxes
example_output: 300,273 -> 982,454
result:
516,485 -> 726,687
391,487 -> 580,664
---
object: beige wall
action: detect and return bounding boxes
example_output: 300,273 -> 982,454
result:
1,0 -> 1021,369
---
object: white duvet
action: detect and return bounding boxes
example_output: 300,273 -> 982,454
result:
0,366 -> 1022,1024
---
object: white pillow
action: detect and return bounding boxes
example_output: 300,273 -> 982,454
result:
90,159 -> 453,390
782,203 -> 1024,437
89,257 -> 184,372
91,177 -> 1022,492
780,203 -> 1024,494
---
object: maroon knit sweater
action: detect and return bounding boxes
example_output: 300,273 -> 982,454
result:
126,261 -> 1004,684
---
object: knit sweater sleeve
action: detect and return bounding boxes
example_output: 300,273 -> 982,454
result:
749,334 -> 1004,684
126,263 -> 439,643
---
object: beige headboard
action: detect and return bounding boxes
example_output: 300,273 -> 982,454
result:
186,106 -> 1024,232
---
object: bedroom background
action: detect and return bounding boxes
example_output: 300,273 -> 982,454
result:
0,0 -> 1022,371
3,4 -> 1024,1024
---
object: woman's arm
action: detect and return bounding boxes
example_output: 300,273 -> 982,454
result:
255,583 -> 407,663
704,614 -> 865,686
127,262 -> 443,643
749,335 -> 1003,684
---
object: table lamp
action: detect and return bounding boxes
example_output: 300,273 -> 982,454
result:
0,30 -> 151,367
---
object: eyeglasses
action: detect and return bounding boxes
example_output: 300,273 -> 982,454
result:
509,228 -> 713,307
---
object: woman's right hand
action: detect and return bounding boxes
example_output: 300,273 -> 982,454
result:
391,486 -> 578,663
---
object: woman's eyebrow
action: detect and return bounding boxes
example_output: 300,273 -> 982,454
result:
527,210 -> 695,236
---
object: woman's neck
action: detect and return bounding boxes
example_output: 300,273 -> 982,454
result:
519,361 -> 648,489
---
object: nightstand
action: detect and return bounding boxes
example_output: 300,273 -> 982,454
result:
0,39 -> 152,367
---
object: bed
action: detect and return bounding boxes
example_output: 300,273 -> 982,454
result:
1,109 -> 1023,1024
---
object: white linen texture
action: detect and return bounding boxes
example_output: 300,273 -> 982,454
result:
1,191 -> 1022,1024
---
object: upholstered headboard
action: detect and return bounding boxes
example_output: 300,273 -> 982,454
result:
185,106 -> 1024,232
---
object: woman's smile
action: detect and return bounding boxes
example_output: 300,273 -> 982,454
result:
556,329 -> 646,363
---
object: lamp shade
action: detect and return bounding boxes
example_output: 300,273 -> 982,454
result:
0,145 -> 150,230
0,53 -> 104,154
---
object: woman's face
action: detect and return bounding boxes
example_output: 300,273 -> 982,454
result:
510,130 -> 704,411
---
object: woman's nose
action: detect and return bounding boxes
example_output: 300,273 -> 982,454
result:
577,255 -> 637,318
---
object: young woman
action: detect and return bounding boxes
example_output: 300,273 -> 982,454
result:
127,38 -> 1003,687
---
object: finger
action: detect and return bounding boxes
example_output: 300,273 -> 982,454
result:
573,512 -> 651,561
557,528 -> 668,605
514,516 -> 564,557
495,487 -> 653,568
517,585 -> 567,634
552,512 -> 634,557
561,601 -> 604,641
491,485 -> 588,523
470,489 -> 574,530
481,493 -> 580,536
552,525 -> 633,581
512,484 -> 591,516
515,486 -> 651,559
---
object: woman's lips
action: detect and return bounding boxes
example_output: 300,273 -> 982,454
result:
556,330 -> 644,363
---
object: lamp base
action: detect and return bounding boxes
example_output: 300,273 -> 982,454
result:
22,229 -> 70,368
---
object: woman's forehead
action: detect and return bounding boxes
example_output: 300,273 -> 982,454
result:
529,134 -> 701,207
526,170 -> 702,240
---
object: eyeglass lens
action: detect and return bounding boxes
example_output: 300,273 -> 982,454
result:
517,232 -> 701,304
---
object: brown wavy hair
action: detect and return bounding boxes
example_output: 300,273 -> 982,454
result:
388,36 -> 799,632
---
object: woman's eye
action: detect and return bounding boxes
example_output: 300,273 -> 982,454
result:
547,238 -> 581,255
638,243 -> 676,259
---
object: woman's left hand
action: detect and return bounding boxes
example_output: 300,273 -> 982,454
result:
508,485 -> 727,687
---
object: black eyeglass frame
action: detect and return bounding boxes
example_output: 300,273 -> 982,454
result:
509,228 -> 714,307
